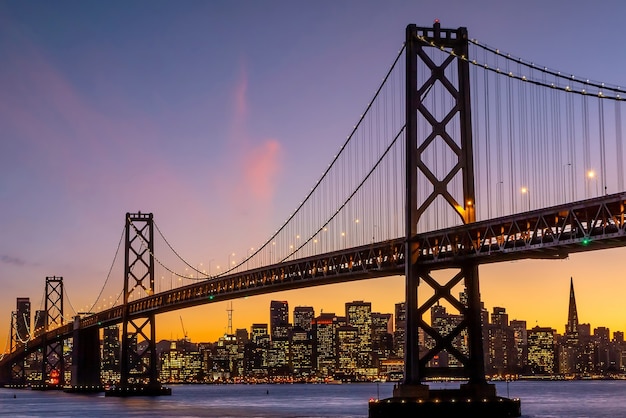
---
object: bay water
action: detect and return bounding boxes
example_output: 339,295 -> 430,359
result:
1,380 -> 625,417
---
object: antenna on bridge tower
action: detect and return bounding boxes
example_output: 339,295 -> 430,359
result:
226,301 -> 233,335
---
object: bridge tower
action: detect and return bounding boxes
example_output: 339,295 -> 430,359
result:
106,212 -> 170,396
371,21 -> 520,417
8,311 -> 26,386
38,276 -> 65,388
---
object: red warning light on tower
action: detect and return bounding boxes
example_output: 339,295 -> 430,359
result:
50,369 -> 60,385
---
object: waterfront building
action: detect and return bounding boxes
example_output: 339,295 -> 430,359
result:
290,326 -> 313,377
527,326 -> 557,375
244,325 -> 269,377
346,301 -> 372,368
267,336 -> 290,376
336,325 -> 359,376
510,319 -> 527,371
209,334 -> 238,380
293,306 -> 315,333
313,313 -> 343,376
102,325 -> 121,384
394,302 -> 405,359
160,340 -> 203,382
270,300 -> 290,339
486,307 -> 517,375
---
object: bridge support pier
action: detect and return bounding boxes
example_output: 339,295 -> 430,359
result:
370,265 -> 520,417
67,316 -> 103,393
0,360 -> 25,388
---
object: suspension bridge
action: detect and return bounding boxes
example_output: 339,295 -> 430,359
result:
2,22 -> 626,417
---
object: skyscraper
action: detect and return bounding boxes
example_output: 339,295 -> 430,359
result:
487,307 -> 516,374
510,319 -> 527,371
102,325 -> 121,383
527,326 -> 556,375
346,301 -> 372,369
270,300 -> 289,339
566,277 -> 579,338
560,277 -> 582,376
293,306 -> 315,332
394,302 -> 405,359
313,313 -> 342,376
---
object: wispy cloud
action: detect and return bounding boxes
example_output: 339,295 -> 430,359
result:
1,255 -> 28,267
227,62 -> 283,208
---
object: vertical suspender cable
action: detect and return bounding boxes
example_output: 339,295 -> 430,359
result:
582,95 -> 591,197
616,100 -> 624,192
598,98 -> 606,195
483,51 -> 492,219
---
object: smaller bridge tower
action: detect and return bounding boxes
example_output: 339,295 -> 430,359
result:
39,276 -> 65,388
107,212 -> 170,396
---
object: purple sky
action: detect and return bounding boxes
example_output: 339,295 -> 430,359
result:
2,1 -> 626,345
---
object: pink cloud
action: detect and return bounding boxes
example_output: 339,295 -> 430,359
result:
226,62 -> 283,208
242,139 -> 282,203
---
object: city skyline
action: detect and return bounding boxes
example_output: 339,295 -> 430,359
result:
152,278 -> 626,346
2,1 -> 626,350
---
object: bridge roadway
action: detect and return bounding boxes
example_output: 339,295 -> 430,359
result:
3,192 -> 625,367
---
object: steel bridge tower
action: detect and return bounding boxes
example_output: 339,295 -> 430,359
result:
40,276 -> 65,388
107,212 -> 170,396
371,21 -> 520,417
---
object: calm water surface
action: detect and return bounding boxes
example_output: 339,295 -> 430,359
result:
1,380 -> 626,417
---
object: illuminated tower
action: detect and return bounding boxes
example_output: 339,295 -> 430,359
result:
270,300 -> 289,339
346,301 -> 372,369
559,277 -> 581,376
566,277 -> 579,338
293,306 -> 315,333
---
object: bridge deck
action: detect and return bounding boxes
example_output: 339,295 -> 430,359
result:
3,193 -> 625,367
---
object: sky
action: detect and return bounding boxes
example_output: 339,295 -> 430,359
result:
1,0 -> 626,348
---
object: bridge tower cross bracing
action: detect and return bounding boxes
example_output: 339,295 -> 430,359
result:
9,310 -> 25,385
113,212 -> 169,396
120,212 -> 157,388
40,276 -> 65,388
398,21 -> 490,398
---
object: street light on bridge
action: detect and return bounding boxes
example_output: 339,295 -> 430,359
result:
521,187 -> 530,211
587,170 -> 598,197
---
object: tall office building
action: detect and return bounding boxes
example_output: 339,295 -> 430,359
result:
270,300 -> 289,339
102,325 -> 121,383
394,302 -> 406,359
251,323 -> 269,344
293,306 -> 315,332
16,297 -> 31,342
527,326 -> 556,375
291,326 -> 313,377
510,319 -> 527,371
313,313 -> 343,376
594,326 -> 611,372
564,277 -> 579,339
247,324 -> 269,376
372,313 -> 393,363
346,301 -> 372,369
560,278 -> 582,375
336,325 -> 359,374
487,307 -> 516,374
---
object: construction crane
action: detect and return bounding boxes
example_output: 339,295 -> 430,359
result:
179,316 -> 189,342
